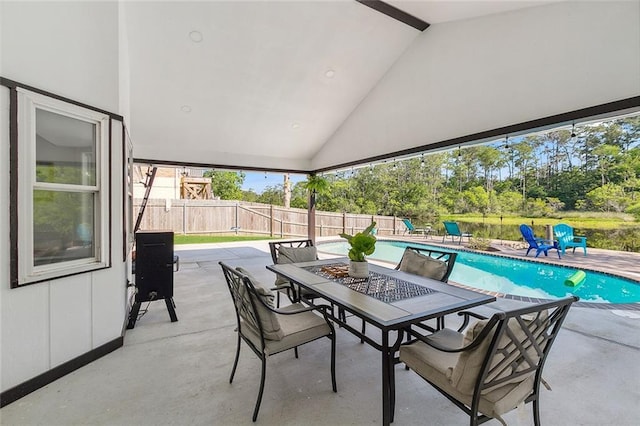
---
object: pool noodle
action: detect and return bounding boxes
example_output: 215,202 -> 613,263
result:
565,270 -> 586,287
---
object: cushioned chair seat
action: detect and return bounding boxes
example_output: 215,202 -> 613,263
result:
241,303 -> 332,356
398,248 -> 449,281
219,261 -> 337,421
274,246 -> 318,284
269,241 -> 319,304
397,297 -> 578,426
393,247 -> 457,331
400,333 -> 535,419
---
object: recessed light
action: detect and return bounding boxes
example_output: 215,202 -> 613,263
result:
189,31 -> 203,43
325,69 -> 336,78
181,105 -> 192,113
291,123 -> 300,130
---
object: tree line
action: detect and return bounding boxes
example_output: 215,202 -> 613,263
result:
205,116 -> 640,223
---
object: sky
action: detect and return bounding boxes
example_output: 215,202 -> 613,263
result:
242,172 -> 306,194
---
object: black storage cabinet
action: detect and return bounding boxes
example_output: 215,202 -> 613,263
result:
127,231 -> 178,329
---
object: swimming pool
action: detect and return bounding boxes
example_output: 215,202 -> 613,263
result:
317,240 -> 640,304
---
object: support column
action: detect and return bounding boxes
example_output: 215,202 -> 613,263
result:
308,191 -> 316,244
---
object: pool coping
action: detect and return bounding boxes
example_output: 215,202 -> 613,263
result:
316,238 -> 640,311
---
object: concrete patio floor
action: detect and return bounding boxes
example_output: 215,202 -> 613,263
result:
1,240 -> 639,425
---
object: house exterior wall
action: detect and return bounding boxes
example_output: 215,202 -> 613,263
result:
133,166 -> 182,200
0,1 -> 126,394
313,1 -> 640,169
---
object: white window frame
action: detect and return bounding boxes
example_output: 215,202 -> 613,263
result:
16,88 -> 111,285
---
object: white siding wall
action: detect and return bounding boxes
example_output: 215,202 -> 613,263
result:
0,2 -> 125,392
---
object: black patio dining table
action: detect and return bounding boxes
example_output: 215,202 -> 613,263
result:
267,258 -> 495,426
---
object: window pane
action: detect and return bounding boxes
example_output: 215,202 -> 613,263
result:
35,109 -> 96,185
33,190 -> 95,266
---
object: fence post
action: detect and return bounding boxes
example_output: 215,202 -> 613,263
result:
342,212 -> 346,235
270,205 -> 274,237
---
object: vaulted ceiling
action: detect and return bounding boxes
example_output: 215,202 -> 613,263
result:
123,1 -> 640,173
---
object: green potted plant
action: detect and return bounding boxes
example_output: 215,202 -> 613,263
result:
339,221 -> 377,278
302,174 -> 330,195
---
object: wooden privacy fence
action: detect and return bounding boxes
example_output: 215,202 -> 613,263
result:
134,199 -> 404,238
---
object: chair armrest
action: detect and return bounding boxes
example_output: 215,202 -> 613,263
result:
410,316 -> 501,353
534,237 -> 554,244
268,302 -> 330,317
270,283 -> 293,291
458,310 -> 488,320
273,303 -> 334,325
456,310 -> 488,331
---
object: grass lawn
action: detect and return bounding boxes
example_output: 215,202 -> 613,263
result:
174,234 -> 275,245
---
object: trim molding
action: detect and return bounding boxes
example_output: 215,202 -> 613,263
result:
132,157 -> 309,175
0,77 -> 123,121
0,336 -> 123,408
356,0 -> 429,31
9,87 -> 18,288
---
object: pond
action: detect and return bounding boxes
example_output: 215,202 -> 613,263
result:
432,222 -> 640,252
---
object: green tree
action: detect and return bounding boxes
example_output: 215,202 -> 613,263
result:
460,186 -> 490,214
203,170 -> 245,200
497,190 -> 523,214
586,183 -> 629,212
593,144 -> 621,185
474,145 -> 502,192
257,185 -> 284,205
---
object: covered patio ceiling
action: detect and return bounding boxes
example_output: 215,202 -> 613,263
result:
125,1 -> 640,173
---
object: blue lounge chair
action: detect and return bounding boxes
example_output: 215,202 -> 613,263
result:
402,218 -> 431,236
554,223 -> 587,256
519,224 -> 560,258
442,221 -> 472,244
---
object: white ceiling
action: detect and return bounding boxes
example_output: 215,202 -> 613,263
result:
125,0 -> 418,169
123,1 -> 639,172
388,0 -> 558,24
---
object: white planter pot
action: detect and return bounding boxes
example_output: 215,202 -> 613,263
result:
349,260 -> 369,278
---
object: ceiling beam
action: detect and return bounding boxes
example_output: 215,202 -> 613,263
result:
355,0 -> 429,31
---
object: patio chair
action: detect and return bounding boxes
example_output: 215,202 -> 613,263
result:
269,240 -> 319,307
442,221 -> 472,244
361,247 -> 458,338
399,296 -> 578,426
402,218 -> 431,236
270,239 -> 347,321
519,224 -> 561,258
219,262 -> 337,422
553,223 -> 587,256
399,246 -> 458,331
396,246 -> 457,283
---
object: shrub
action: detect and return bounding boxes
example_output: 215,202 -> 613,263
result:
468,236 -> 491,251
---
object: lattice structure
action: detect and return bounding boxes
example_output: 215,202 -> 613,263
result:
304,263 -> 435,303
181,176 -> 213,199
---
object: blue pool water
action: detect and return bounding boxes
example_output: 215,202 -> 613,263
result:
318,240 -> 640,304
